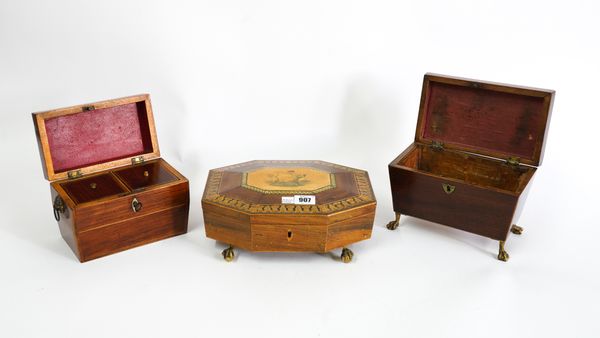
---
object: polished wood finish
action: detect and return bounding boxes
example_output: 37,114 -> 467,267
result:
202,160 -> 376,257
77,204 -> 188,261
50,158 -> 189,262
389,74 -> 554,258
33,95 -> 189,262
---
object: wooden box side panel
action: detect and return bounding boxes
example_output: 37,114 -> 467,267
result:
51,186 -> 81,260
77,204 -> 188,262
251,224 -> 327,252
389,166 -> 518,241
202,203 -> 252,250
75,180 -> 189,232
511,172 -> 536,226
324,209 -> 375,252
327,202 -> 376,224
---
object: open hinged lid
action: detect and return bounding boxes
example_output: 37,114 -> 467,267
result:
415,73 -> 554,167
32,94 -> 160,181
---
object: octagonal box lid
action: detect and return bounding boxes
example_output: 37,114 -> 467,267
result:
202,160 -> 376,216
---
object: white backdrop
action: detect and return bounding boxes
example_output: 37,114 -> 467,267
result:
1,1 -> 598,337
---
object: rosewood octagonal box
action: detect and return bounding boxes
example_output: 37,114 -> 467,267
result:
387,74 -> 554,261
32,94 -> 190,262
201,160 -> 376,262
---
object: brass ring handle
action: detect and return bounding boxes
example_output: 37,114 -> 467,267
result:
53,196 -> 65,221
131,198 -> 142,212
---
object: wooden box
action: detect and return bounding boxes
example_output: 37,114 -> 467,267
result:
387,74 -> 554,261
33,95 -> 190,262
201,160 -> 376,263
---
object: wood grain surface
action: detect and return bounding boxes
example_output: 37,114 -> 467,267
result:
202,160 -> 376,253
387,73 -> 553,247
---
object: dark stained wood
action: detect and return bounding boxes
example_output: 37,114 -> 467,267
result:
415,73 -> 555,166
74,177 -> 188,232
47,159 -> 189,262
389,73 -> 554,254
389,158 -> 518,241
60,173 -> 128,204
77,204 -> 188,261
202,160 -> 377,255
50,186 -> 80,259
34,96 -> 189,262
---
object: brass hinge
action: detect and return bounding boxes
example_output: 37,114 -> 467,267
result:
67,169 -> 82,179
430,141 -> 444,151
506,157 -> 520,167
131,156 -> 145,165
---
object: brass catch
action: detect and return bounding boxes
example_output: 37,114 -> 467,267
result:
442,183 -> 455,194
430,141 -> 444,151
506,157 -> 520,167
67,170 -> 82,179
131,156 -> 145,165
82,105 -> 95,111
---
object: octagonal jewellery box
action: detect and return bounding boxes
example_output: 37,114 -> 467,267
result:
32,94 -> 190,262
386,73 -> 554,261
201,160 -> 377,263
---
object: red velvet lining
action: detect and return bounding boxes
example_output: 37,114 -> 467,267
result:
45,102 -> 153,172
422,82 -> 546,160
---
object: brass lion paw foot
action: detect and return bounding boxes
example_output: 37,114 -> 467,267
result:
510,224 -> 523,235
386,213 -> 401,230
341,248 -> 354,263
497,241 -> 509,262
222,245 -> 235,262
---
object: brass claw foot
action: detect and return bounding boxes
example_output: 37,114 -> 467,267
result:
341,248 -> 354,263
386,213 -> 401,230
510,224 -> 523,235
497,241 -> 509,262
222,245 -> 235,262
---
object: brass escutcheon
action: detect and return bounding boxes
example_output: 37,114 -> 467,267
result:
90,183 -> 97,189
143,170 -> 149,177
442,183 -> 455,194
131,197 -> 142,212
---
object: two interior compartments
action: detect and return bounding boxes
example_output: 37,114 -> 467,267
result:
59,159 -> 179,205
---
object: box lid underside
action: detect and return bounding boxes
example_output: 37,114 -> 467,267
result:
416,74 -> 554,166
33,94 -> 160,181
